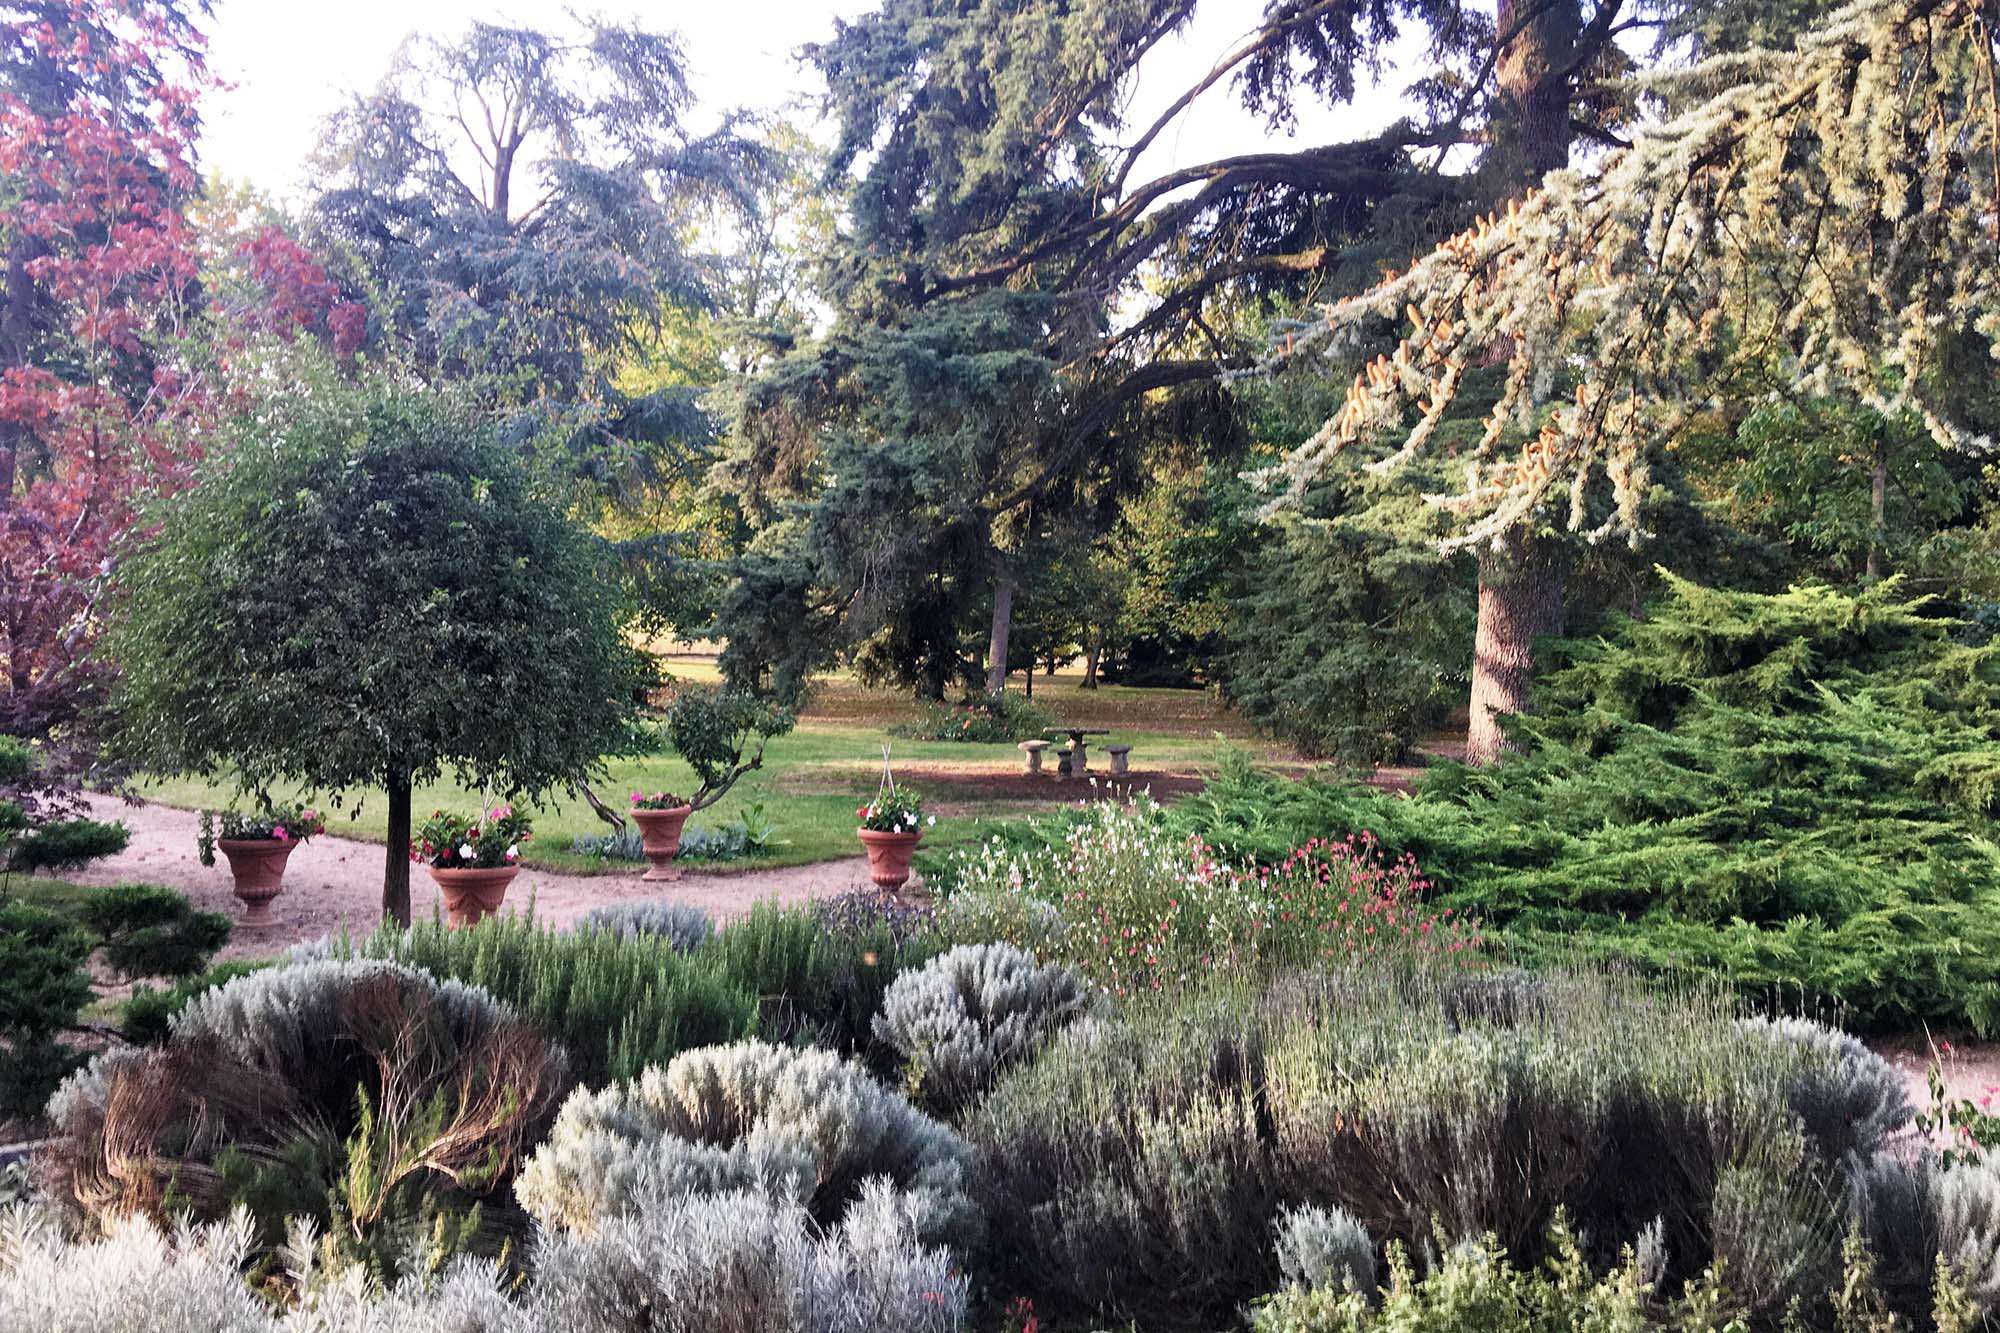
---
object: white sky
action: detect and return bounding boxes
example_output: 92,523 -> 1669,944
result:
200,0 -> 1416,203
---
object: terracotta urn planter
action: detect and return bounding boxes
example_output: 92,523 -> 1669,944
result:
429,864 -> 519,928
632,805 -> 695,882
217,837 -> 297,927
857,829 -> 922,890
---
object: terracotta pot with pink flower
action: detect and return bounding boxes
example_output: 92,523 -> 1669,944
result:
198,803 -> 325,927
411,804 -> 531,927
628,792 -> 695,881
616,688 -> 796,883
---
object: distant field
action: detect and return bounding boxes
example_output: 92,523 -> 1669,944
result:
136,668 -> 1289,871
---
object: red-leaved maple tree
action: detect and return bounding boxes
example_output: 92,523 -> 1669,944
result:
0,3 -> 360,756
0,1 -> 214,742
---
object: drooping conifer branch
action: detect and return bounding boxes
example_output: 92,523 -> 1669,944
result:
1246,0 -> 2000,552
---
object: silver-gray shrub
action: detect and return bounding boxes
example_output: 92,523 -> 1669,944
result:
873,942 -> 1091,1115
1272,1204 -> 1374,1295
1847,1150 -> 2000,1315
0,1188 -> 968,1333
515,1039 -> 981,1251
576,901 -> 714,953
1738,1016 -> 1912,1158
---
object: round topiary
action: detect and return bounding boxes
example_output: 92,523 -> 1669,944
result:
872,942 -> 1092,1115
515,1038 -> 980,1251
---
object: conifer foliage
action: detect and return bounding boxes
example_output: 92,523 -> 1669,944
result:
1178,575 -> 2000,1031
1256,0 -> 2000,550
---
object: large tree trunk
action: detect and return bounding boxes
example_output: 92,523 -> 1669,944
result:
0,234 -> 42,512
1866,436 -> 1888,579
1489,0 -> 1583,189
1081,627 -> 1103,690
985,577 -> 1014,696
384,767 -> 413,926
1467,529 -> 1567,765
1460,0 -> 1582,764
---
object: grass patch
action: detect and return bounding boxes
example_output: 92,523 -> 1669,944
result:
134,672 -> 1280,871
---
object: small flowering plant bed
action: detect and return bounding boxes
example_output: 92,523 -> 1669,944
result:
859,787 -> 932,834
939,798 -> 1479,997
630,790 -> 690,811
411,804 -> 532,869
196,802 -> 325,865
1920,1043 -> 2000,1165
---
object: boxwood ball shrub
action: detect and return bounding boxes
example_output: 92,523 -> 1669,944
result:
516,1039 -> 981,1253
44,960 -> 567,1270
872,942 -> 1093,1116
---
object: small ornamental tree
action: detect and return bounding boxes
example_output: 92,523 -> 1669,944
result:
661,688 -> 794,812
105,371 -> 645,923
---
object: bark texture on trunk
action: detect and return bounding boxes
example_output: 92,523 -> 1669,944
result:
1467,529 -> 1567,765
1459,0 -> 1582,764
1866,437 -> 1888,579
384,768 -> 413,926
985,577 -> 1014,696
1490,0 -> 1583,187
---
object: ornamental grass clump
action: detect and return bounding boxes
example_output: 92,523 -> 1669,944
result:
515,1039 -> 981,1254
43,960 -> 566,1274
316,912 -> 757,1088
873,942 -> 1092,1116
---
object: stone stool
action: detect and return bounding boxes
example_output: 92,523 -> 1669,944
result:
1107,744 -> 1132,776
1019,738 -> 1050,775
1055,746 -> 1075,777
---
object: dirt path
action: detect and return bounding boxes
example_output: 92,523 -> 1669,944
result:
68,796 -> 878,961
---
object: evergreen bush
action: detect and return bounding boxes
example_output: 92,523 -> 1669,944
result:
317,913 -> 757,1087
515,1039 -> 980,1253
872,942 -> 1092,1116
1171,577 -> 2000,1032
0,885 -> 230,1118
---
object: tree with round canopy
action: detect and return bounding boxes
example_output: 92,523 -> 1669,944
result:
105,365 -> 645,924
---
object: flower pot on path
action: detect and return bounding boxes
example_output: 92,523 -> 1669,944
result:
217,838 -> 297,927
632,805 -> 695,882
857,829 -> 922,890
429,865 -> 519,927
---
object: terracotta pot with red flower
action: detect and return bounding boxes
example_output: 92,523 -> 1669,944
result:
616,688 -> 796,883
412,804 -> 531,927
628,792 -> 695,881
856,760 -> 933,891
198,803 -> 325,927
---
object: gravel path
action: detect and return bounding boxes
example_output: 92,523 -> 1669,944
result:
68,795 -> 878,961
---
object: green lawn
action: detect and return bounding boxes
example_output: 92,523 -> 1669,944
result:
135,671 -> 1286,873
